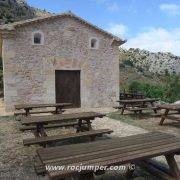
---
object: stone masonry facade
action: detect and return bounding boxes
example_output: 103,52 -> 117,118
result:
2,15 -> 120,111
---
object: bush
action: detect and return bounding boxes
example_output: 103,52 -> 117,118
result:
128,74 -> 180,103
128,81 -> 165,99
164,74 -> 180,102
122,59 -> 134,67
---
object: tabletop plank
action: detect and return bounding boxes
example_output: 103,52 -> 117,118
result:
15,103 -> 72,110
118,98 -> 159,103
21,112 -> 105,125
37,132 -> 176,159
158,104 -> 180,111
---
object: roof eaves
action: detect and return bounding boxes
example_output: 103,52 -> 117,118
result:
0,12 -> 125,44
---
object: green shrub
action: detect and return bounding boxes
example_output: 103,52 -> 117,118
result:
164,74 -> 180,102
127,74 -> 180,103
122,59 -> 134,67
128,81 -> 165,99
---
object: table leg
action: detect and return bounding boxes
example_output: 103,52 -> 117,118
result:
121,104 -> 127,115
33,130 -> 40,138
165,154 -> 180,179
76,119 -> 82,132
36,123 -> 47,137
151,102 -> 157,114
87,119 -> 92,131
79,173 -> 94,180
25,108 -> 30,116
159,109 -> 169,125
142,102 -> 145,107
55,107 -> 61,114
125,163 -> 135,179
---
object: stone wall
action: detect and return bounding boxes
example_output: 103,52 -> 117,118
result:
2,17 -> 119,111
0,35 -> 2,57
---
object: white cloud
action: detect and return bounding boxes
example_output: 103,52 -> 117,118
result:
107,23 -> 128,37
123,28 -> 180,56
159,3 -> 180,16
93,0 -> 119,12
107,2 -> 119,12
94,0 -> 107,4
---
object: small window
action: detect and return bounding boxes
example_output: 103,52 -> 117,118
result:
32,31 -> 44,45
90,38 -> 99,49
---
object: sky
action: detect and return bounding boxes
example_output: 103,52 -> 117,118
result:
27,0 -> 180,55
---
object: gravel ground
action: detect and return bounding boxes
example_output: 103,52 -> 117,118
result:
92,116 -> 147,137
0,107 -> 179,179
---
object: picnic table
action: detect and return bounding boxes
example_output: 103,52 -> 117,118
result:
120,92 -> 144,100
36,131 -> 180,179
21,112 -> 105,137
15,103 -> 72,116
158,104 -> 180,125
117,98 -> 159,115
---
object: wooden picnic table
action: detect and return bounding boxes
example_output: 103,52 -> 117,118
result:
158,104 -> 180,125
36,131 -> 180,180
21,112 -> 105,137
15,103 -> 72,116
120,92 -> 144,100
117,98 -> 159,115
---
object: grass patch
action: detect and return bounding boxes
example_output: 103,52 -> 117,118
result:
0,115 -> 14,121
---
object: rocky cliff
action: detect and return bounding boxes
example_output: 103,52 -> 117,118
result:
120,48 -> 180,75
0,0 -> 50,24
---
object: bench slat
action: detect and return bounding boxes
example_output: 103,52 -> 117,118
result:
23,129 -> 113,146
164,115 -> 180,121
113,106 -> 123,109
34,155 -> 46,175
127,107 -> 159,111
14,110 -> 60,116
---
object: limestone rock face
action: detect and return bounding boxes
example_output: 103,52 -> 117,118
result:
174,101 -> 180,104
0,0 -> 50,24
119,48 -> 180,75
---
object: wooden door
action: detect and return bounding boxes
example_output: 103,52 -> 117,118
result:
55,70 -> 80,107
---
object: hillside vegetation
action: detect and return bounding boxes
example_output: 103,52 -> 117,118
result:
0,0 -> 49,24
119,48 -> 180,103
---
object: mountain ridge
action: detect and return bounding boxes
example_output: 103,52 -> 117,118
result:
0,0 -> 50,24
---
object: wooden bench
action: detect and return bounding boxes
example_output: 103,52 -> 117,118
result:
136,159 -> 172,180
34,155 -> 46,175
23,129 -> 113,146
158,104 -> 180,125
19,121 -> 90,132
14,103 -> 71,116
36,131 -> 180,179
14,110 -> 65,116
113,105 -> 123,109
127,107 -> 159,113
